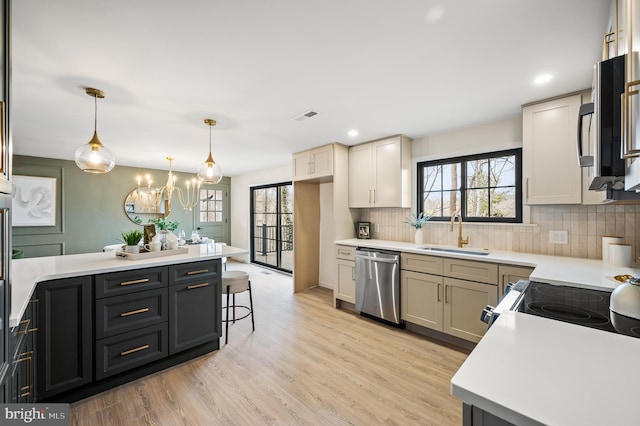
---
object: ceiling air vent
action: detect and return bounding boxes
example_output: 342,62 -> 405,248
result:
292,109 -> 319,122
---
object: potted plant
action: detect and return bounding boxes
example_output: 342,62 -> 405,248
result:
405,212 -> 430,245
121,229 -> 144,253
149,218 -> 180,249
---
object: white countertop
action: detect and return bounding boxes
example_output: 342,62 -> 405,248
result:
335,238 -> 640,425
10,244 -> 248,328
451,311 -> 640,426
334,238 -> 640,291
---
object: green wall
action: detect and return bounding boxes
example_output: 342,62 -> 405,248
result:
13,155 -> 230,257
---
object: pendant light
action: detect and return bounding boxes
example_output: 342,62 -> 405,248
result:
197,118 -> 222,184
74,87 -> 115,173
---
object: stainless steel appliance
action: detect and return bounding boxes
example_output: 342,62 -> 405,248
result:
355,248 -> 401,325
481,280 -> 640,338
578,55 -> 626,191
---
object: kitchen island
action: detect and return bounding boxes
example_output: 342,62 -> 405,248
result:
10,244 -> 248,403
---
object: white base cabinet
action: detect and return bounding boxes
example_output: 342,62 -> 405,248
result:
334,245 -> 356,306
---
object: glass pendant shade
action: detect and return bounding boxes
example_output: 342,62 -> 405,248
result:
197,155 -> 222,184
197,118 -> 222,183
75,87 -> 115,173
74,131 -> 115,173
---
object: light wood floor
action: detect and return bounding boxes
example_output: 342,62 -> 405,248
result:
70,262 -> 470,425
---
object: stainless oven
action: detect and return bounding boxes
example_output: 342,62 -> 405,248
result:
481,280 -> 640,339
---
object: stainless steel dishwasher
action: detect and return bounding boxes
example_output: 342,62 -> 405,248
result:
355,248 -> 402,326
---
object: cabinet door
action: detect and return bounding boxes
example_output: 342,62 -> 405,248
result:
36,276 -> 93,400
335,259 -> 355,303
169,278 -> 221,355
401,270 -> 443,331
310,145 -> 333,178
443,278 -> 497,343
372,137 -> 402,207
523,95 -> 582,204
292,151 -> 311,181
497,265 -> 534,297
348,143 -> 373,207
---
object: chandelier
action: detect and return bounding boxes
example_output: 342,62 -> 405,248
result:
135,157 -> 202,212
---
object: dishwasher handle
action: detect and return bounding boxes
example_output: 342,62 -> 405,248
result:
355,253 -> 399,264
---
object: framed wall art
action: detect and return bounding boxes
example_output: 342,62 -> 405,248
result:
358,221 -> 371,239
12,175 -> 57,227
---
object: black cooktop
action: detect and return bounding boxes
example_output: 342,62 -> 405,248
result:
518,281 -> 640,338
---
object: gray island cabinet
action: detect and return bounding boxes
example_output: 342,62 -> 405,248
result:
9,244 -> 246,403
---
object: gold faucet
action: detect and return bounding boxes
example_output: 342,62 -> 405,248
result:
450,212 -> 469,248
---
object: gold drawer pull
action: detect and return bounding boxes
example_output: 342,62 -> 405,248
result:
120,278 -> 150,286
15,319 -> 30,336
120,307 -> 150,317
187,283 -> 209,290
186,269 -> 209,275
120,344 -> 150,356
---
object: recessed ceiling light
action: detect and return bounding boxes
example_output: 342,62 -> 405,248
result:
348,129 -> 358,138
534,74 -> 553,85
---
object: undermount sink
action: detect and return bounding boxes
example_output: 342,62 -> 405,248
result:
420,246 -> 491,256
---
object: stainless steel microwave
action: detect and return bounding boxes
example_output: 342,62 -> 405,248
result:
578,54 -> 626,191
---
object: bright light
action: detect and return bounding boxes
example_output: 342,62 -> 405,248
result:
348,129 -> 359,138
534,74 -> 553,85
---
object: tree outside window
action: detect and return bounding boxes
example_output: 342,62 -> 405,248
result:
418,149 -> 522,223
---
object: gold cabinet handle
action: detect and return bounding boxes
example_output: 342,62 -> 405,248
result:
351,266 -> 355,281
187,283 -> 209,290
121,344 -> 150,356
372,189 -> 376,203
622,80 -> 640,159
437,283 -> 441,302
15,319 -> 30,336
445,285 -> 449,304
120,307 -> 150,317
14,351 -> 33,397
338,250 -> 350,256
186,269 -> 209,275
120,278 -> 150,286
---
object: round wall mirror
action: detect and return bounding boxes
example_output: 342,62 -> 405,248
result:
123,188 -> 168,225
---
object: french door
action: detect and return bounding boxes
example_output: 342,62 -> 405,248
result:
250,182 -> 293,273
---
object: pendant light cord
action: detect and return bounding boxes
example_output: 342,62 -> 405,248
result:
94,94 -> 98,133
209,122 -> 212,153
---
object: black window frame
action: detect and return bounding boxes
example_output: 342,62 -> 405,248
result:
417,148 -> 523,223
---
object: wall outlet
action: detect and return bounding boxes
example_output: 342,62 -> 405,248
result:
549,230 -> 568,244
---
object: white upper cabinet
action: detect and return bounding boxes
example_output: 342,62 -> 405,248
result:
522,94 -> 583,205
292,144 -> 334,182
348,135 -> 412,208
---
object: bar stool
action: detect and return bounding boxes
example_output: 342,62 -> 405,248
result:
221,270 -> 255,344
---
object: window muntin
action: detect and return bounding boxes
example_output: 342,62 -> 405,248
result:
418,149 -> 522,223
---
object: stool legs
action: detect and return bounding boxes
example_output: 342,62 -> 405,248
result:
225,286 -> 230,345
232,294 -> 236,323
248,280 -> 255,331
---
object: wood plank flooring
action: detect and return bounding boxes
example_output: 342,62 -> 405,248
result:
70,262 -> 470,425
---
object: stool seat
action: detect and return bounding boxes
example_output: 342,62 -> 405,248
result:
222,271 -> 249,294
221,270 -> 254,344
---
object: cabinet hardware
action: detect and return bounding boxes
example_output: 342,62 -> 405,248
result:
437,283 -> 441,302
351,267 -> 355,281
120,307 -> 150,317
372,189 -> 376,203
120,278 -> 150,286
525,178 -> 529,201
15,319 -> 30,336
368,189 -> 371,203
338,250 -> 350,256
120,344 -> 150,356
27,299 -> 39,333
186,269 -> 209,275
445,285 -> 449,304
500,274 -> 506,296
187,283 -> 209,290
622,80 -> 640,158
14,352 -> 33,399
602,31 -> 616,60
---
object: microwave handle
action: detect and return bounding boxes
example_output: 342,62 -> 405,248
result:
577,102 -> 594,167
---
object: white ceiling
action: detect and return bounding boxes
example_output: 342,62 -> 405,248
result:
11,0 -> 610,176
